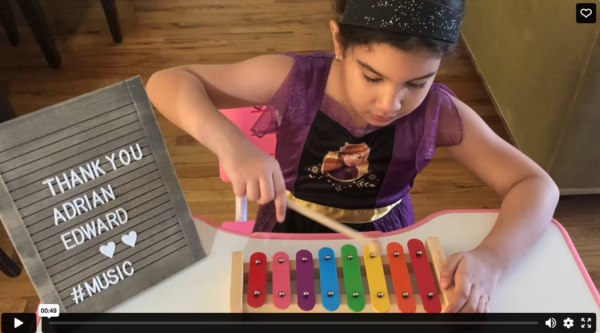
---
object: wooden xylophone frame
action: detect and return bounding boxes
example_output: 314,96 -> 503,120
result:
230,237 -> 451,313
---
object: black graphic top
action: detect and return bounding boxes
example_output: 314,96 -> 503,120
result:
292,111 -> 396,209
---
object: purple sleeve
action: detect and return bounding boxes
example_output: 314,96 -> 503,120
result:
250,53 -> 299,138
434,84 -> 463,148
414,84 -> 464,173
250,52 -> 333,138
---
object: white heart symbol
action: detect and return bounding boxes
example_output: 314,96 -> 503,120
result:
581,8 -> 592,18
99,242 -> 116,258
122,231 -> 137,248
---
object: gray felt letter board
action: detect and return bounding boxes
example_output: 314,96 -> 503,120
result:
0,76 -> 206,313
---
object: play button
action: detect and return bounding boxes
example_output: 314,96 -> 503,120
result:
1,313 -> 35,333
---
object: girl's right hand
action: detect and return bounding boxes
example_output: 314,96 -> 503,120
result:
146,54 -> 295,223
219,139 -> 287,222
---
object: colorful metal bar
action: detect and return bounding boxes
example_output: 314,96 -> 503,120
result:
272,251 -> 291,310
296,249 -> 315,311
363,245 -> 390,313
341,244 -> 365,312
247,252 -> 267,308
408,239 -> 442,313
318,247 -> 340,311
386,242 -> 416,313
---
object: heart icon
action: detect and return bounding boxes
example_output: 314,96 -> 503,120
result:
99,242 -> 116,258
581,8 -> 592,18
122,231 -> 137,248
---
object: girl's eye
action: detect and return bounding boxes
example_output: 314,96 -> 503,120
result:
407,81 -> 427,89
363,74 -> 382,84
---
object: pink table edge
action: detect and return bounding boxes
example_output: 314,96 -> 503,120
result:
35,209 -> 600,324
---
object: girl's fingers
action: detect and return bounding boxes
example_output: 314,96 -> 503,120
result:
439,253 -> 462,289
246,179 -> 260,202
272,167 -> 287,222
445,276 -> 471,313
258,174 -> 275,205
475,294 -> 486,313
232,178 -> 246,198
458,285 -> 479,313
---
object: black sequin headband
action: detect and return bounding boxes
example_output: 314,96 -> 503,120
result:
342,0 -> 463,43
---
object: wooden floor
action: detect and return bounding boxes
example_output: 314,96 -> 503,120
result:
0,0 -> 598,320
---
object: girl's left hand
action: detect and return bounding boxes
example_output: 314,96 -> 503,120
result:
439,249 -> 504,313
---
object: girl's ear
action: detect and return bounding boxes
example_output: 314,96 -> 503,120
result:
329,20 -> 343,59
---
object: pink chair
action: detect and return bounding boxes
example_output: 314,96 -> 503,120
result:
218,106 -> 277,225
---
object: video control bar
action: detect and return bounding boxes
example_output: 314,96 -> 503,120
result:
34,313 -> 597,333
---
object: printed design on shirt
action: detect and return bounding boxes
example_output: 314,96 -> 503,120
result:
307,142 -> 380,192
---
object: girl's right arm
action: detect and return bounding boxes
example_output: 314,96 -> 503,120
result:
146,55 -> 295,222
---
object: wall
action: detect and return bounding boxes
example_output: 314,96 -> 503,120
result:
550,32 -> 600,192
460,0 -> 600,192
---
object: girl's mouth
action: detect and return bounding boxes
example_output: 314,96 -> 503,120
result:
370,114 -> 394,122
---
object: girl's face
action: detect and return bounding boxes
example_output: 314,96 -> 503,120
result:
342,152 -> 365,166
331,23 -> 442,127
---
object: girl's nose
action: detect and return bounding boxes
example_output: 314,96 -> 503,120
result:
376,92 -> 402,115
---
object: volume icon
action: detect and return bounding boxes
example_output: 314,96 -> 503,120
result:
546,318 -> 556,328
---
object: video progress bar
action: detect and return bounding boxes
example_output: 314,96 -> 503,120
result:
49,321 -> 539,325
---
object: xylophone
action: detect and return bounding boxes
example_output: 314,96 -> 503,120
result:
230,237 -> 451,313
99,212 -> 600,315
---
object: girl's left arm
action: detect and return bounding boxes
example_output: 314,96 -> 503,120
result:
441,96 -> 560,311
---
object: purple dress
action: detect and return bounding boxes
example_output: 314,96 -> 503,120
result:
251,52 -> 462,233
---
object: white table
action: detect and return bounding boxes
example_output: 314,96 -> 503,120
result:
106,210 -> 599,315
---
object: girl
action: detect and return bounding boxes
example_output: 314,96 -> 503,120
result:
147,0 -> 559,313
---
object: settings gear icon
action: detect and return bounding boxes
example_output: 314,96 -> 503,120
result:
564,317 -> 574,329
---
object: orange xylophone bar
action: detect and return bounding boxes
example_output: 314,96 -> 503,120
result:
230,237 -> 451,313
